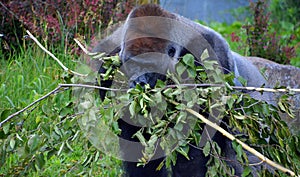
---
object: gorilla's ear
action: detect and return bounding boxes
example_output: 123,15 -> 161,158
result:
173,15 -> 235,75
199,30 -> 234,75
91,25 -> 123,55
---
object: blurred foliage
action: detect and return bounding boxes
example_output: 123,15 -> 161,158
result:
269,0 -> 300,67
269,0 -> 300,30
1,42 -> 299,176
0,0 -> 160,56
208,0 -> 300,67
0,0 -> 137,55
243,0 -> 298,65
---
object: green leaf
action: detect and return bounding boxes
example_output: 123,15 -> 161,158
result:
142,93 -> 152,102
174,123 -> 183,131
129,101 -> 137,116
187,67 -> 196,78
156,161 -> 165,171
66,141 -> 74,152
175,104 -> 186,110
237,76 -> 247,86
200,49 -> 209,61
242,166 -> 252,177
163,88 -> 173,98
182,54 -> 195,68
176,146 -> 190,160
155,80 -> 166,88
35,153 -> 46,170
10,138 -> 16,149
203,142 -> 211,157
153,92 -> 162,103
133,131 -> 147,147
234,113 -> 245,120
176,62 -> 186,77
57,142 -> 65,156
203,61 -> 213,71
232,140 -> 243,162
148,134 -> 158,147
28,134 -> 40,152
3,123 -> 10,134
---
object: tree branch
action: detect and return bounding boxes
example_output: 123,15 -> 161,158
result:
25,30 -> 87,77
166,83 -> 300,93
0,86 -> 61,128
184,107 -> 297,176
0,84 -> 124,128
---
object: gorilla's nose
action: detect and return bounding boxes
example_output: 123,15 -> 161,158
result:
129,73 -> 166,88
129,74 -> 149,88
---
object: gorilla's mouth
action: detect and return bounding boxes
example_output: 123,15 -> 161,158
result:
129,72 -> 167,88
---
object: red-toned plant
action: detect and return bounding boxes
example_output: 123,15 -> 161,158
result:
0,0 -> 136,54
243,0 -> 297,64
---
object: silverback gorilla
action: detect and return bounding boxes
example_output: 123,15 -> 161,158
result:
92,4 -> 272,177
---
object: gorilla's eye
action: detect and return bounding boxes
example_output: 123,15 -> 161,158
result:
167,46 -> 176,58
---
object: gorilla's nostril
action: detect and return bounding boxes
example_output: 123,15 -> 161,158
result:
129,80 -> 147,88
138,82 -> 146,87
129,75 -> 148,88
129,73 -> 166,88
129,81 -> 136,88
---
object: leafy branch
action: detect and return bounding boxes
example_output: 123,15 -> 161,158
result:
184,106 -> 297,176
3,82 -> 299,128
1,82 -> 298,176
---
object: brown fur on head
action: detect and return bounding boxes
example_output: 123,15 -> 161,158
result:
123,37 -> 171,57
121,4 -> 178,58
128,4 -> 175,18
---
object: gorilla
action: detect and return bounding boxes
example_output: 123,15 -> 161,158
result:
91,4 -> 273,177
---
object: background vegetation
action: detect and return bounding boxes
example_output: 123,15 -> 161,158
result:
0,0 -> 299,176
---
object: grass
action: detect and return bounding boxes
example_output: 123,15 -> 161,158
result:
0,44 -> 122,176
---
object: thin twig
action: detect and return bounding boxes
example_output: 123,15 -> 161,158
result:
0,86 -> 61,128
74,38 -> 106,60
0,84 -> 125,128
74,38 -> 96,56
59,83 -> 126,92
25,30 -> 87,77
166,83 -> 300,93
232,85 -> 300,93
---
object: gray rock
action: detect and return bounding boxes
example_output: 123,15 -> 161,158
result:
247,57 -> 300,134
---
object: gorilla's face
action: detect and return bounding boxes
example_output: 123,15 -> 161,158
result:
119,37 -> 184,88
116,10 -> 203,89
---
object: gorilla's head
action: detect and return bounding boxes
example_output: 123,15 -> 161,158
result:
118,5 -> 190,88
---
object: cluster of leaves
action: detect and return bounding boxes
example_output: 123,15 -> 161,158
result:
242,0 -> 299,65
0,48 -> 122,176
269,0 -> 300,30
76,50 -> 300,176
0,0 -> 136,55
